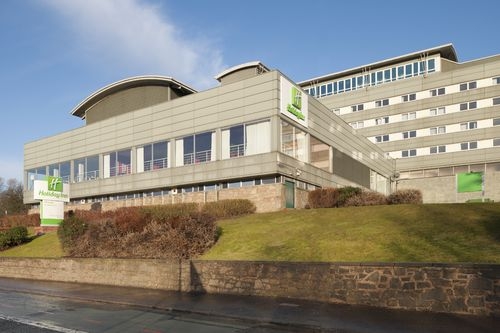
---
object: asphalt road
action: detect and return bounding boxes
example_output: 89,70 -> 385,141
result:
0,290 -> 299,333
0,277 -> 498,333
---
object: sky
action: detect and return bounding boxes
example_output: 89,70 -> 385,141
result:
1,0 -> 499,182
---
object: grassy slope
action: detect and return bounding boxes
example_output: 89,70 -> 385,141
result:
0,232 -> 63,258
1,204 -> 499,263
202,204 -> 500,263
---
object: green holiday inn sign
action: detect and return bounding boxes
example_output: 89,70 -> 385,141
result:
34,176 -> 69,202
280,77 -> 308,128
286,86 -> 305,120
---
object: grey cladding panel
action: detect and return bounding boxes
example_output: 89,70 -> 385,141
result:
332,148 -> 371,188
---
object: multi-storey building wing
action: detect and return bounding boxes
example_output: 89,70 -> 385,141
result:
299,44 -> 500,202
24,44 -> 500,211
24,63 -> 394,212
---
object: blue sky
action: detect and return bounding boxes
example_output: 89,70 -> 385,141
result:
1,0 -> 499,181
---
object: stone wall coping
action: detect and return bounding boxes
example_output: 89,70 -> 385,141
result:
191,259 -> 500,270
1,257 -> 498,270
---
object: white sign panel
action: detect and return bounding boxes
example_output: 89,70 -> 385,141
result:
280,77 -> 308,128
41,200 -> 64,220
34,177 -> 70,202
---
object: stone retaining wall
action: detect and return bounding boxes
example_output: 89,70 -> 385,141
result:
0,258 -> 498,316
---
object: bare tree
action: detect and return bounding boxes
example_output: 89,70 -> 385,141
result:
0,178 -> 27,216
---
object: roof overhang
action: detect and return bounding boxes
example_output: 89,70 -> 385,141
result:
71,75 -> 197,119
298,44 -> 458,86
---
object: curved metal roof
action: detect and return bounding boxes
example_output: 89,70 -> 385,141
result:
298,44 -> 458,86
71,75 -> 197,119
214,61 -> 270,81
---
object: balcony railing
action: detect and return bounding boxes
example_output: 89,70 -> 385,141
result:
184,149 -> 212,165
144,158 -> 168,171
110,164 -> 131,177
229,144 -> 246,158
74,170 -> 99,183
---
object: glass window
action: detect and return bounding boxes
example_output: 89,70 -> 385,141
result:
405,64 -> 412,78
326,83 -> 333,95
469,101 -> 477,109
470,141 -> 478,149
460,143 -> 469,150
419,61 -> 426,74
181,131 -> 215,165
459,83 -> 468,91
439,167 -> 453,176
493,77 -> 500,85
376,71 -> 383,83
493,97 -> 500,105
460,103 -> 468,111
424,169 -> 439,177
427,59 -> 435,72
486,162 -> 500,172
345,79 -> 351,91
229,125 -> 245,157
338,80 -> 344,92
494,118 -> 500,126
357,76 -> 363,88
493,138 -> 500,146
281,121 -> 306,161
413,62 -> 419,76
384,69 -> 391,82
74,155 -> 99,182
430,146 -> 437,154
470,164 -> 485,172
397,66 -> 404,79
143,141 -> 168,171
310,136 -> 330,172
320,85 -> 326,97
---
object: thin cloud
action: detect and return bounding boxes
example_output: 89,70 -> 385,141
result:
43,0 -> 225,89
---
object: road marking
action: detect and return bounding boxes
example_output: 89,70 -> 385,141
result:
0,313 -> 89,333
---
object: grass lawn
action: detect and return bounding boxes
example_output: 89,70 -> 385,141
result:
0,232 -> 63,258
1,203 -> 499,263
202,203 -> 500,263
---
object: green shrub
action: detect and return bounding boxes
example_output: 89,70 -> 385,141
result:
201,199 -> 256,219
344,191 -> 387,207
0,226 -> 29,250
308,188 -> 339,208
58,214 -> 88,250
387,189 -> 423,205
337,186 -> 363,207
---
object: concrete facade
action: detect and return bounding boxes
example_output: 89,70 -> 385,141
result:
24,66 -> 394,211
0,258 -> 498,316
299,44 -> 500,203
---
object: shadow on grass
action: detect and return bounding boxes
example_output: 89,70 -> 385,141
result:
383,203 -> 500,263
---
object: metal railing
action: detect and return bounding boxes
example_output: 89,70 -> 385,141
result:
184,149 -> 212,165
144,158 -> 168,171
229,144 -> 246,158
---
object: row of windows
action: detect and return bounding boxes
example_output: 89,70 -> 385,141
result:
399,162 -> 500,180
398,138 -> 500,158
306,58 -> 437,98
372,118 -> 498,143
65,175 -> 317,204
340,76 -> 500,117
351,97 -> 500,131
26,120 -> 271,189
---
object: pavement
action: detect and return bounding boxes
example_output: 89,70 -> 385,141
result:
0,277 -> 498,333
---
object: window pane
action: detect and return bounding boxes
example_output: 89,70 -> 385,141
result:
144,144 -> 152,161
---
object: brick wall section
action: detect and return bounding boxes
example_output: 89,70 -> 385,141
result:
0,259 -> 498,316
